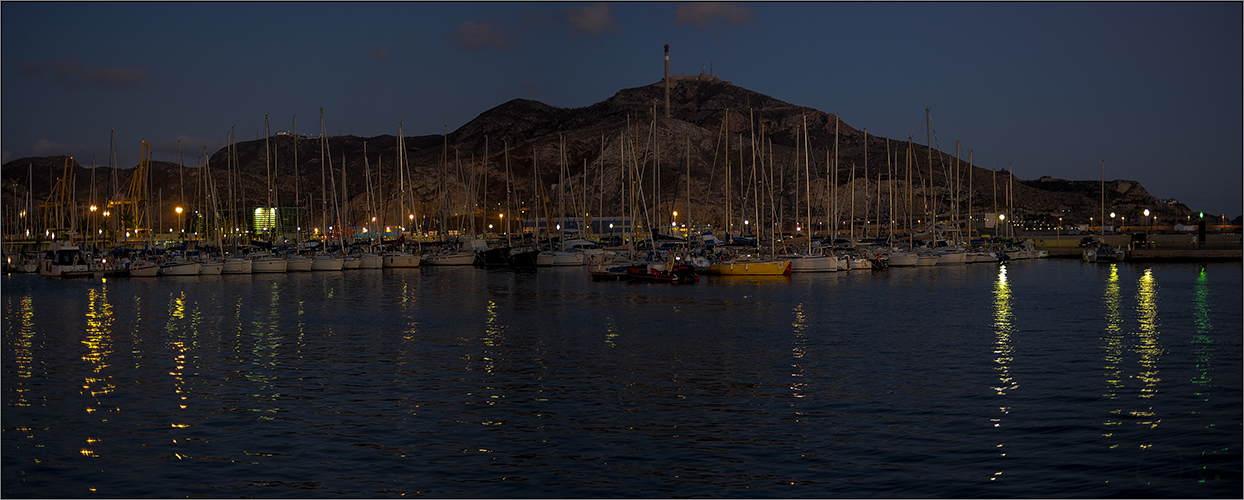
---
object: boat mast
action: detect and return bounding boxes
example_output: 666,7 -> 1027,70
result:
721,111 -> 726,240
967,151 -> 973,241
833,115 -> 840,241
926,108 -> 934,240
483,136 -> 489,237
320,109 -> 328,241
750,109 -> 758,248
1100,160 -> 1105,238
803,114 -> 811,253
504,139 -> 512,246
293,117 -> 301,242
686,136 -> 691,238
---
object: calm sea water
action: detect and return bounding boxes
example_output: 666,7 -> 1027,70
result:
2,260 -> 1240,498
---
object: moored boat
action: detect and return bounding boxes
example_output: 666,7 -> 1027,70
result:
706,259 -> 791,276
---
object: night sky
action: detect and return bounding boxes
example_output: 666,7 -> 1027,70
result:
3,2 -> 1240,216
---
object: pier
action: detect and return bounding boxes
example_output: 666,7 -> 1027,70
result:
1033,233 -> 1241,261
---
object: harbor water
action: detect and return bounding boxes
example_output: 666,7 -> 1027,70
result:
2,260 -> 1240,497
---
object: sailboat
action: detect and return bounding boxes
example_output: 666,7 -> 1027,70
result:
121,142 -> 161,277
221,129 -> 253,274
310,115 -> 346,272
1083,160 -> 1124,263
250,117 -> 290,273
382,121 -> 421,268
159,143 -> 201,276
783,115 -> 836,272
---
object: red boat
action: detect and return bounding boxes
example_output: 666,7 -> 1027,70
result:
626,264 -> 699,283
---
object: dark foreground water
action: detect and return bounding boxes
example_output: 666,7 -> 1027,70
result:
2,260 -> 1240,497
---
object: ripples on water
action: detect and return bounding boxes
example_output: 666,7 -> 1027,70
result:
2,261 -> 1240,497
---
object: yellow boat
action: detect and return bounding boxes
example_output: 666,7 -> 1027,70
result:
705,259 -> 791,276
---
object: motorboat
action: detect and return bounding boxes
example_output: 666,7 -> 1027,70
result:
39,240 -> 125,278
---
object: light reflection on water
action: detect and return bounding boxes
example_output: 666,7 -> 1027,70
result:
2,261 -> 1240,497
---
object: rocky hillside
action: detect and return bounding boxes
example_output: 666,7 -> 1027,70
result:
3,75 -> 1194,235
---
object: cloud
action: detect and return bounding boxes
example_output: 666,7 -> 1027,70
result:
31,138 -> 92,158
19,57 -> 149,88
674,2 -> 755,27
449,21 -> 514,50
564,3 -> 619,37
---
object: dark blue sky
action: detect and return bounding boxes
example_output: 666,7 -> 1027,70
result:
3,2 -> 1240,216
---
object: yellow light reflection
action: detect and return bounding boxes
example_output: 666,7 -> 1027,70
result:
82,285 -> 116,460
791,303 -> 808,399
1129,269 -> 1163,430
482,299 -> 504,373
1101,264 -> 1124,399
13,295 -> 36,407
992,265 -> 1016,395
603,316 -> 619,348
990,264 -> 1015,479
1100,264 -> 1125,438
1133,269 -> 1162,400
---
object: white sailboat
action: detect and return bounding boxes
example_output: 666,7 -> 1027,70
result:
383,121 -> 420,268
785,115 -> 835,273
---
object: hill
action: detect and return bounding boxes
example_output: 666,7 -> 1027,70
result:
2,75 -> 1195,237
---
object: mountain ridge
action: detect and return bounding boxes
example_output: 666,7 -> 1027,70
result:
2,76 -> 1199,235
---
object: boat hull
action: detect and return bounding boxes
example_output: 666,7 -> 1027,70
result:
383,253 -> 421,268
936,252 -> 967,265
160,262 -> 202,276
888,253 -> 919,267
787,255 -> 836,273
706,260 -> 791,276
426,253 -> 475,266
222,258 -> 252,274
310,256 -> 344,271
627,264 -> 699,283
251,257 -> 288,273
358,254 -> 383,269
199,260 -> 224,275
286,256 -> 312,272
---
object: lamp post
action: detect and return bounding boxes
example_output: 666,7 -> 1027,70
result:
1144,208 -> 1150,234
89,205 -> 98,247
175,206 -> 184,241
499,213 -> 505,237
1110,212 -> 1116,235
1057,217 -> 1061,242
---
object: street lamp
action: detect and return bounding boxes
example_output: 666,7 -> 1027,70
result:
1110,212 -> 1116,235
1057,217 -> 1062,241
175,206 -> 184,239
